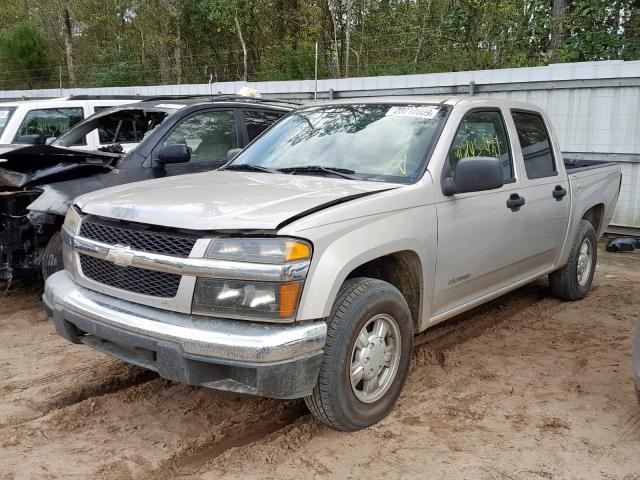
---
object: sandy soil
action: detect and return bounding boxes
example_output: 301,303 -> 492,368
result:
1,248 -> 639,480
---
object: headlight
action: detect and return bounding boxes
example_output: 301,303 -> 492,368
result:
206,237 -> 311,263
63,206 -> 82,235
192,278 -> 303,321
192,237 -> 311,322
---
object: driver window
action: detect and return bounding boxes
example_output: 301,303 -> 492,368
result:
447,110 -> 513,182
163,110 -> 237,164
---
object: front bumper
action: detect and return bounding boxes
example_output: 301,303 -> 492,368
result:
43,270 -> 327,399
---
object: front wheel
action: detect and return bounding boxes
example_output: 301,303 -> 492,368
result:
549,219 -> 597,300
304,278 -> 413,431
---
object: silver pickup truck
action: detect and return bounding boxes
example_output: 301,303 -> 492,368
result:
44,97 -> 621,431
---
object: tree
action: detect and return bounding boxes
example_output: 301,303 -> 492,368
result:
550,0 -> 569,61
0,22 -> 51,88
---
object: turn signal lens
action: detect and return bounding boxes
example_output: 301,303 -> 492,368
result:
285,240 -> 311,262
279,282 -> 301,318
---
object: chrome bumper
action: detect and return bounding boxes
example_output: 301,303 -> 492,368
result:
44,270 -> 326,398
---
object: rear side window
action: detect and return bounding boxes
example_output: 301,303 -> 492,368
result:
243,110 -> 286,141
447,110 -> 513,182
512,111 -> 556,179
15,107 -> 84,144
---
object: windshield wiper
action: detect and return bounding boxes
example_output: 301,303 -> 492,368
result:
223,163 -> 276,174
277,165 -> 359,180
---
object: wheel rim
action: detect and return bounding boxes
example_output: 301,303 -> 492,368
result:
577,237 -> 593,287
350,313 -> 401,404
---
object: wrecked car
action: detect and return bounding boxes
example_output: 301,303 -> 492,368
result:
44,97 -> 621,431
0,96 -> 293,281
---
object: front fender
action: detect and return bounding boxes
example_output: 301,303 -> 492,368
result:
291,205 -> 436,331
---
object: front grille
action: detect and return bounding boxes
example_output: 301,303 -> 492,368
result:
79,254 -> 181,298
79,220 -> 196,257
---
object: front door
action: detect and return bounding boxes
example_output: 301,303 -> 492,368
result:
155,109 -> 239,177
432,109 -> 529,317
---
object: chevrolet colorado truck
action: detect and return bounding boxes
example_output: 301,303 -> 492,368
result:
44,97 -> 622,431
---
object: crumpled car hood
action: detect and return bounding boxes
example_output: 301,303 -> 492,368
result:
76,171 -> 396,231
0,144 -> 121,188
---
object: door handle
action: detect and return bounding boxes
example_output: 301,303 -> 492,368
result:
506,193 -> 525,212
552,185 -> 567,201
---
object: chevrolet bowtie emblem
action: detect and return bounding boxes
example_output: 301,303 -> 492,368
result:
106,245 -> 135,267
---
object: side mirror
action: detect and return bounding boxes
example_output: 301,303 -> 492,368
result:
15,133 -> 48,145
227,148 -> 242,161
157,144 -> 191,165
45,137 -> 57,145
442,156 -> 504,196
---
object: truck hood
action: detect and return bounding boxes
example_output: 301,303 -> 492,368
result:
76,171 -> 397,231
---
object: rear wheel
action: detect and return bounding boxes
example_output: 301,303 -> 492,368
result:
40,232 -> 64,282
549,220 -> 597,300
304,278 -> 413,431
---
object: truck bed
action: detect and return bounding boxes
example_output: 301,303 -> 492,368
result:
563,156 -> 615,173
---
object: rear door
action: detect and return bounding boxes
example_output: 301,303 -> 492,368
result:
510,110 -> 570,273
432,108 -> 530,317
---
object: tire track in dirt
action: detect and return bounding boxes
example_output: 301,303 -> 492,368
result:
0,291 -> 159,430
43,364 -> 158,411
155,402 -> 308,478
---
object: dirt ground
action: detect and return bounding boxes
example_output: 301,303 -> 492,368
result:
1,247 -> 639,480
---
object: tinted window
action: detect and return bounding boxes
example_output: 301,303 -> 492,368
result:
447,110 -> 513,182
244,110 -> 285,141
512,111 -> 556,179
164,110 -> 236,164
15,107 -> 84,143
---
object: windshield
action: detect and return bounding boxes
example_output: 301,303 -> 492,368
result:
53,107 -> 172,149
230,103 -> 448,183
0,107 -> 16,138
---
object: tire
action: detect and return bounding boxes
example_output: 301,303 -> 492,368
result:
304,277 -> 413,431
41,232 -> 64,282
549,219 -> 597,301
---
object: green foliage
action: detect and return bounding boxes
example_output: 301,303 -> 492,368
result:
0,0 -> 638,89
87,48 -> 145,87
556,0 -> 640,62
0,22 -> 51,88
